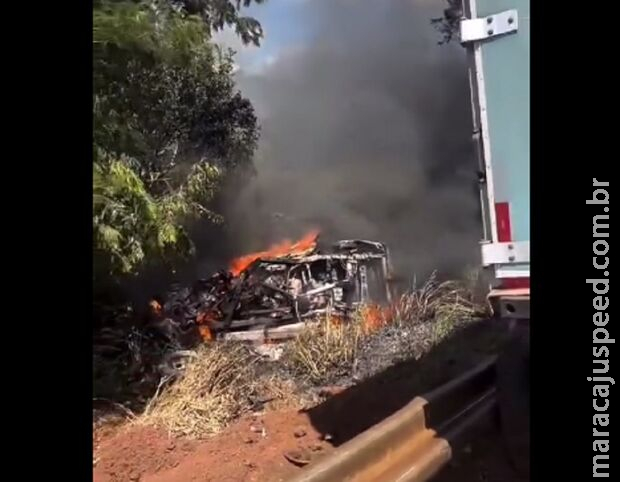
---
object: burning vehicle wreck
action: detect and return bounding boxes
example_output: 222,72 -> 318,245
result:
153,234 -> 394,343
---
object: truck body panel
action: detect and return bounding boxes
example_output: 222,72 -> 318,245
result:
462,0 -> 530,284
462,2 -> 531,475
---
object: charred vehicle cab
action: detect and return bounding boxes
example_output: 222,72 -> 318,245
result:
153,238 -> 394,342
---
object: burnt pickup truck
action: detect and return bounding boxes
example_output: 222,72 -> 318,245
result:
154,239 -> 394,342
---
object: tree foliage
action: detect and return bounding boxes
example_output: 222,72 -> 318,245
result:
93,0 -> 260,280
93,152 -> 222,276
170,0 -> 267,46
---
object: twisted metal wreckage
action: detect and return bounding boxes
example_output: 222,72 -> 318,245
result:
94,234 -> 396,386
151,235 -> 394,346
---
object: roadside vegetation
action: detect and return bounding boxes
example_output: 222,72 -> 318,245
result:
123,272 -> 490,439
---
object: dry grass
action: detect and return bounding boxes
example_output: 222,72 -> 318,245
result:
283,273 -> 488,385
393,271 -> 489,345
393,271 -> 487,328
252,373 -> 307,411
136,342 -> 255,438
132,273 -> 489,437
284,314 -> 363,384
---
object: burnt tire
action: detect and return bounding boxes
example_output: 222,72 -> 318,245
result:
497,332 -> 530,478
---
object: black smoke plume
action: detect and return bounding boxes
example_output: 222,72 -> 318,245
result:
223,0 -> 480,279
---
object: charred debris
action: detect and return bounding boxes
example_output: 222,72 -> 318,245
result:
152,239 -> 395,344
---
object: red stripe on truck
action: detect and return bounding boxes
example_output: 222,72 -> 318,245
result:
499,278 -> 530,289
495,202 -> 512,242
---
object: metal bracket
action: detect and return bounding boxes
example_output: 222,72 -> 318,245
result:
460,9 -> 518,43
488,288 -> 530,319
495,267 -> 530,279
481,240 -> 529,266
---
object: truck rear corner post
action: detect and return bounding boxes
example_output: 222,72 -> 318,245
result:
460,0 -> 530,476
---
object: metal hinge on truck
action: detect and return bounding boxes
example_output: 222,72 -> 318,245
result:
480,241 -> 529,266
460,9 -> 518,43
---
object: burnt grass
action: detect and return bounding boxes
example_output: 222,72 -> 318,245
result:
351,322 -> 439,383
260,315 -> 509,407
273,321 -> 442,390
94,315 -> 506,407
94,303 -> 509,438
298,317 -> 509,446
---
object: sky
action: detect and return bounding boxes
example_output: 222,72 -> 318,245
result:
208,0 -> 481,280
214,0 -> 314,74
215,0 -> 444,73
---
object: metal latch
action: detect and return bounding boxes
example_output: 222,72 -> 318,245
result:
460,9 -> 518,43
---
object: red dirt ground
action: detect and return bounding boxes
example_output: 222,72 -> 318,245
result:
94,321 -> 523,482
94,409 -> 335,482
94,410 -> 522,482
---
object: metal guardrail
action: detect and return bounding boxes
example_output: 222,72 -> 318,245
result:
287,357 -> 498,482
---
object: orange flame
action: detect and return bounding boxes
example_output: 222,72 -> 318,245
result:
147,299 -> 163,320
329,315 -> 346,327
148,299 -> 162,314
196,310 -> 219,342
198,325 -> 214,341
361,304 -> 393,334
196,311 -> 219,325
229,229 -> 320,276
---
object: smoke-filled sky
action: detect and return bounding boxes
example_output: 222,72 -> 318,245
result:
214,0 -> 481,279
